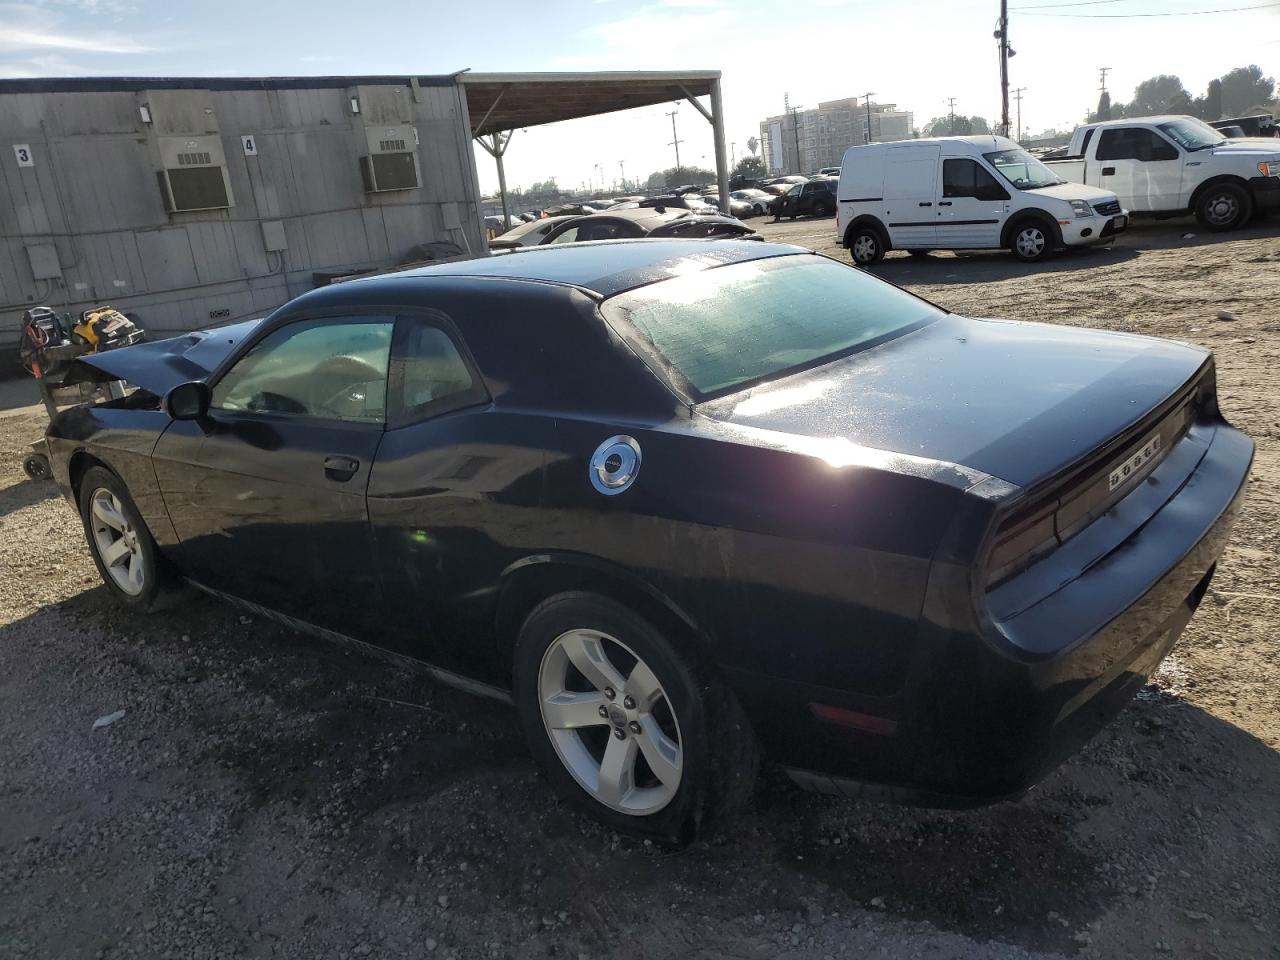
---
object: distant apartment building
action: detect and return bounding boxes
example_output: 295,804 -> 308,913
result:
760,98 -> 913,175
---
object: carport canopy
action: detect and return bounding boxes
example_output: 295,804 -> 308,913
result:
460,70 -> 729,229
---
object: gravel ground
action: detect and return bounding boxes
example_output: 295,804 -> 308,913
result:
1,215 -> 1278,960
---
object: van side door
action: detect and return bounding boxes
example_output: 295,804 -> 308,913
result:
882,143 -> 940,248
1093,127 -> 1183,212
936,157 -> 1009,248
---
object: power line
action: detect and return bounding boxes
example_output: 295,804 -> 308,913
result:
1018,0 -> 1280,15
1011,0 -> 1124,8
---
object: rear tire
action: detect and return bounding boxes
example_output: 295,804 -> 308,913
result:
848,226 -> 886,266
1009,219 -> 1053,262
1195,182 -> 1252,232
513,592 -> 757,845
77,466 -> 177,612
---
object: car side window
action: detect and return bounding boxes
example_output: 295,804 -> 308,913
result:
1097,128 -> 1180,162
548,225 -> 580,244
210,318 -> 393,422
941,159 -> 1008,200
387,317 -> 487,426
942,158 -> 978,197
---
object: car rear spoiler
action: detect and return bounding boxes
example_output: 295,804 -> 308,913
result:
67,318 -> 264,394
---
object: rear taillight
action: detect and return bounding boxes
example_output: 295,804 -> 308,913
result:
987,498 -> 1058,586
986,401 -> 1194,587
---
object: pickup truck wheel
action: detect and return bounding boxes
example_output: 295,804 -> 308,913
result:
1196,183 -> 1252,232
848,227 -> 886,266
1010,221 -> 1052,262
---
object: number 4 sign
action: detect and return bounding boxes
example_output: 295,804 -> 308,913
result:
13,144 -> 34,167
241,135 -> 258,156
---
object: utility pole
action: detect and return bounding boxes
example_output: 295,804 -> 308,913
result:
666,106 -> 683,173
947,97 -> 957,135
859,91 -> 876,144
1099,66 -> 1111,96
618,160 -> 625,192
995,0 -> 1013,137
1012,87 -> 1026,142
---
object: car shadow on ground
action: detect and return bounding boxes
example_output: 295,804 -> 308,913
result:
871,244 -> 1141,286
6,585 -> 1275,958
0,477 -> 60,517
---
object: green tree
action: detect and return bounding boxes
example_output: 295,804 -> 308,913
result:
1095,90 -> 1112,122
1203,78 -> 1224,120
732,156 -> 766,180
642,165 -> 717,189
1128,75 -> 1192,116
1218,65 -> 1276,115
921,115 -> 989,137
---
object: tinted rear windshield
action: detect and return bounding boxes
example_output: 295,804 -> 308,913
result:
601,254 -> 942,399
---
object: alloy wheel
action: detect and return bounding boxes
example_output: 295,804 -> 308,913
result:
89,487 -> 146,596
1016,226 -> 1046,259
537,629 -> 683,815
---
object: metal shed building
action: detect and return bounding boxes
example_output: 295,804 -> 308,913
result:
0,70 -> 728,348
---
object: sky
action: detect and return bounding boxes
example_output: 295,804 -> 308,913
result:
2,0 -> 1278,195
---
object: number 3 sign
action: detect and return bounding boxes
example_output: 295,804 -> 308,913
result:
13,144 -> 34,167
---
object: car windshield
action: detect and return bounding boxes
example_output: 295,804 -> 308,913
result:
600,255 -> 942,398
1158,118 -> 1226,151
983,148 -> 1063,189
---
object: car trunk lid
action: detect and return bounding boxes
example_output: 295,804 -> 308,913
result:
697,313 -> 1210,490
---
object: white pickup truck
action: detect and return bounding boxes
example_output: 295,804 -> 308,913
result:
1044,115 -> 1280,231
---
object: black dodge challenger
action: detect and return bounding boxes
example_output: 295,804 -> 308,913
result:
47,240 -> 1252,843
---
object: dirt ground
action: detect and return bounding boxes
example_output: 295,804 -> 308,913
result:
1,215 -> 1278,960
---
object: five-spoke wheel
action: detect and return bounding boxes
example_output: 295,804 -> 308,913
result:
77,465 -> 174,611
514,592 -> 757,844
538,629 -> 682,815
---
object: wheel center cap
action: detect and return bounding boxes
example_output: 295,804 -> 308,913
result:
607,705 -> 627,727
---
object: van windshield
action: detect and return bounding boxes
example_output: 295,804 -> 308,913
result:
601,255 -> 942,399
983,148 -> 1063,190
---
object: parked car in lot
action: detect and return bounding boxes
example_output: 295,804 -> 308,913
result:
837,135 -> 1128,265
488,215 -> 581,250
817,165 -> 841,177
773,177 -> 838,219
530,207 -> 755,244
699,192 -> 755,219
543,203 -> 600,218
48,239 -> 1251,843
1043,116 -> 1280,231
730,188 -> 773,217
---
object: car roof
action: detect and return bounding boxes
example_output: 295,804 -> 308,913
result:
350,239 -> 805,298
1081,115 -> 1187,128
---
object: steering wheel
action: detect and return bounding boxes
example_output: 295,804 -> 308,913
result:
310,355 -> 383,418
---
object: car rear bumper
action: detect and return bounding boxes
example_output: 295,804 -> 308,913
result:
730,420 -> 1252,806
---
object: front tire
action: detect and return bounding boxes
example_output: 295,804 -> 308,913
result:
513,592 -> 757,845
1196,182 -> 1252,232
78,466 -> 175,611
1009,220 -> 1053,262
848,226 -> 886,266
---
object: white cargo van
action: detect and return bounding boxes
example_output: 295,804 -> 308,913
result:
835,135 -> 1128,265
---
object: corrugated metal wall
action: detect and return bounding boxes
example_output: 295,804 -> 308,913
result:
0,79 -> 484,346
